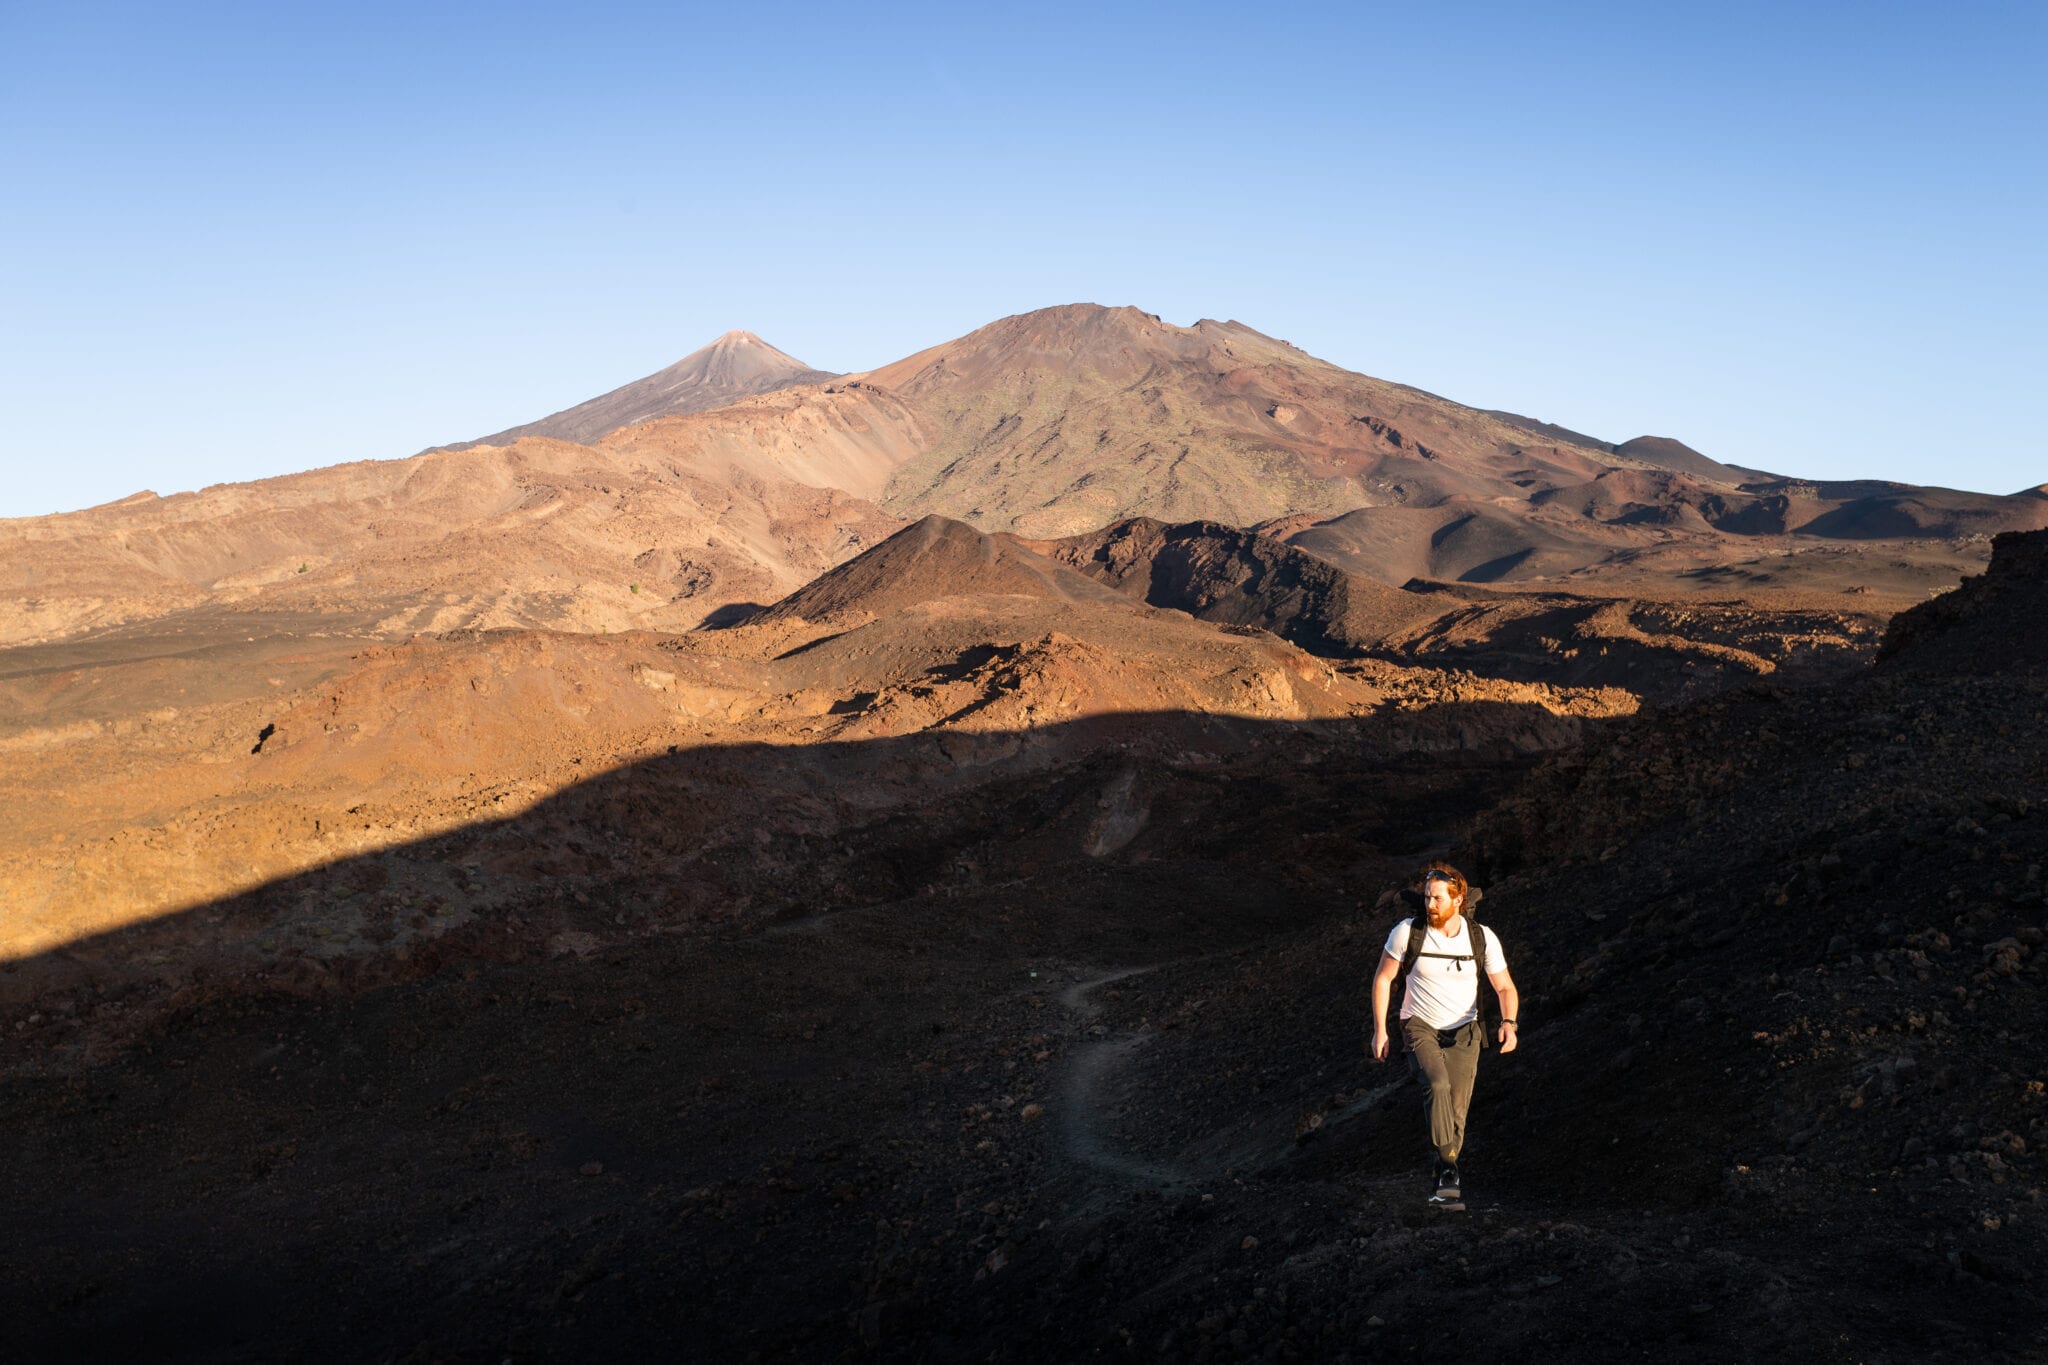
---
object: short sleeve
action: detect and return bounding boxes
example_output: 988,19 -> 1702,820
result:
1383,920 -> 1411,960
1483,926 -> 1509,973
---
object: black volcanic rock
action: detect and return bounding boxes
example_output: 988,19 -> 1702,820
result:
1878,527 -> 2048,673
1043,517 -> 1439,655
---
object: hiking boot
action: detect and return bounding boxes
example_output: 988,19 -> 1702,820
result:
1429,1161 -> 1464,1210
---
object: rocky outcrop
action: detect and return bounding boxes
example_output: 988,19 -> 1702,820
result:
1878,528 -> 2048,673
1041,517 -> 1438,655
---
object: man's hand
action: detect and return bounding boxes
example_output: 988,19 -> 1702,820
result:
1489,968 -> 1519,1055
1370,1030 -> 1390,1062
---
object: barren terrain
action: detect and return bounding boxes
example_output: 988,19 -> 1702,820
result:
2,304 -> 2044,1361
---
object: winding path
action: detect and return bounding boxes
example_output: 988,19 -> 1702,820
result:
1052,959 -> 1422,1190
1053,966 -> 1185,1186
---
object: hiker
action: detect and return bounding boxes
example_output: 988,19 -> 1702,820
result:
1369,862 -> 1519,1210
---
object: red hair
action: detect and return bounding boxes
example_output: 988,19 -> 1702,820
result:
1421,861 -> 1469,907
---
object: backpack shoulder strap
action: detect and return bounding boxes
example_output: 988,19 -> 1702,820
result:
1389,918 -> 1427,1048
1397,916 -> 1427,982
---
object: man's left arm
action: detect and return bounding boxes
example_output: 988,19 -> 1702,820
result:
1488,966 -> 1520,1053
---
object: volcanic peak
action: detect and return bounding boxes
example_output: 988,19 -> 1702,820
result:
684,330 -> 823,387
860,303 -> 1315,396
446,328 -> 836,450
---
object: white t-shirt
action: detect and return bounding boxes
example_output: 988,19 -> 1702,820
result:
1383,917 -> 1508,1030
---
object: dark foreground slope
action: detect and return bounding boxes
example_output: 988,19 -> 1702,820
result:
2,541 -> 2044,1363
0,710 -> 1532,1364
1878,527 -> 2048,674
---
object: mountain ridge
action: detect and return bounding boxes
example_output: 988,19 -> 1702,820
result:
8,301 -> 2046,651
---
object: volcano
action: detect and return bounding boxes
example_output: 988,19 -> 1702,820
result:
446,329 -> 836,449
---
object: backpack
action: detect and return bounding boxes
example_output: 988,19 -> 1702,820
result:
1392,888 -> 1499,1049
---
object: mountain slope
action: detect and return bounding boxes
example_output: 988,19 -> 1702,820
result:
447,330 -> 836,449
1610,434 -> 1759,484
0,432 -> 903,645
860,304 -> 1622,539
751,513 -> 1133,625
842,304 -> 2045,595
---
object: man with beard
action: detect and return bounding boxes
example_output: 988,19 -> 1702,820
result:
1369,862 -> 1519,1210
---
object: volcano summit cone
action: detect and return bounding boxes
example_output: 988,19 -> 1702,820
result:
446,329 -> 838,450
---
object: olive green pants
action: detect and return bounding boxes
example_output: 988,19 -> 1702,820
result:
1403,1016 -> 1482,1163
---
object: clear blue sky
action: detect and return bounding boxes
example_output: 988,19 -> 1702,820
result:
3,1 -> 2042,517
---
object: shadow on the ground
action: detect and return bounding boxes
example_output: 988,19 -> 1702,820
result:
11,678 -> 2038,1363
0,698 -> 1585,1359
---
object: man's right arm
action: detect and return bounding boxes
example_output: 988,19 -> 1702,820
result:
1369,950 -> 1401,1061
